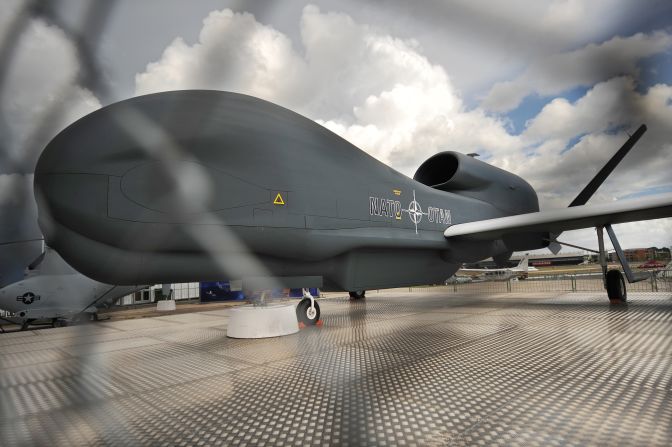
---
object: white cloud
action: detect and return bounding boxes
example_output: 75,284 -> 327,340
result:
540,0 -> 630,34
336,0 -> 653,97
482,31 -> 672,112
510,77 -> 672,205
0,0 -> 26,37
1,18 -> 102,173
524,77 -> 638,141
0,173 -> 41,244
0,173 -> 32,207
136,9 -> 308,108
136,5 -> 520,174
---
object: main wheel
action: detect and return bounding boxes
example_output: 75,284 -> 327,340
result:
349,290 -> 366,300
606,269 -> 627,304
296,298 -> 320,325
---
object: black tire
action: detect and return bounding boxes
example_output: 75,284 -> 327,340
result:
606,269 -> 627,303
349,290 -> 366,300
20,319 -> 34,331
52,318 -> 69,328
296,298 -> 320,325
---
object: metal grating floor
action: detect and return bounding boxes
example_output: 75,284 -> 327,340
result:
1,290 -> 671,446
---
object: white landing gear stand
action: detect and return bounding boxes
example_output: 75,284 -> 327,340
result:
156,284 -> 176,311
227,291 -> 300,339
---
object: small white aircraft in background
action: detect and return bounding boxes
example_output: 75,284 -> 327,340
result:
459,253 -> 536,281
445,275 -> 473,284
0,247 -> 145,330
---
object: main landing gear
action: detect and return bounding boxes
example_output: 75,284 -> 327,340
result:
349,290 -> 366,300
598,224 -> 649,304
551,224 -> 648,305
296,288 -> 320,326
20,319 -> 35,331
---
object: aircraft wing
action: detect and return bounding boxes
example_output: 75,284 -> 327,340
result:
444,193 -> 672,240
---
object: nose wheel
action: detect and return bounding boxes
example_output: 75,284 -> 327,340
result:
296,289 -> 320,325
349,290 -> 366,300
297,297 -> 320,325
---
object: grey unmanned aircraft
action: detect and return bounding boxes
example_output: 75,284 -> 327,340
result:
33,91 -> 672,325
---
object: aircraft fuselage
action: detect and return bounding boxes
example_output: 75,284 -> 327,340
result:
34,91 -> 541,291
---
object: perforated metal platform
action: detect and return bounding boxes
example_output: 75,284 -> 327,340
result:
1,291 -> 671,446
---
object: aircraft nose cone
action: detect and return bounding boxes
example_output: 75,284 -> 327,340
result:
33,90 -> 304,284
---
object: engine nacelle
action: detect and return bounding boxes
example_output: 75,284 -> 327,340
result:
413,151 -> 539,215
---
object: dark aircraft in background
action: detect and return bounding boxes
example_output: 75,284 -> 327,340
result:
33,91 -> 672,324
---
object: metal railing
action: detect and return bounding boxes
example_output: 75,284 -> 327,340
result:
436,269 -> 672,294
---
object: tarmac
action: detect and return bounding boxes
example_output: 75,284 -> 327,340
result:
1,289 -> 671,446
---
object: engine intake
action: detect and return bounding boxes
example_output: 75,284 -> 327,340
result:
414,151 -> 539,215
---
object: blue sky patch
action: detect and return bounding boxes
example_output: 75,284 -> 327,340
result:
638,51 -> 672,94
505,94 -> 547,134
505,85 -> 591,135
619,184 -> 672,200
561,133 -> 588,154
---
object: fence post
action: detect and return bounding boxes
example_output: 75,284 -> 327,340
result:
651,274 -> 657,292
453,283 -> 457,293
506,279 -> 511,292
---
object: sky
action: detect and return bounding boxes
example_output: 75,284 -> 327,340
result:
1,0 -> 671,256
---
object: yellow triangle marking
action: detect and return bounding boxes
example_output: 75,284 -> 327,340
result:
273,193 -> 285,205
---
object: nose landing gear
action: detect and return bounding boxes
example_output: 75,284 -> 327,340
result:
297,288 -> 320,326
